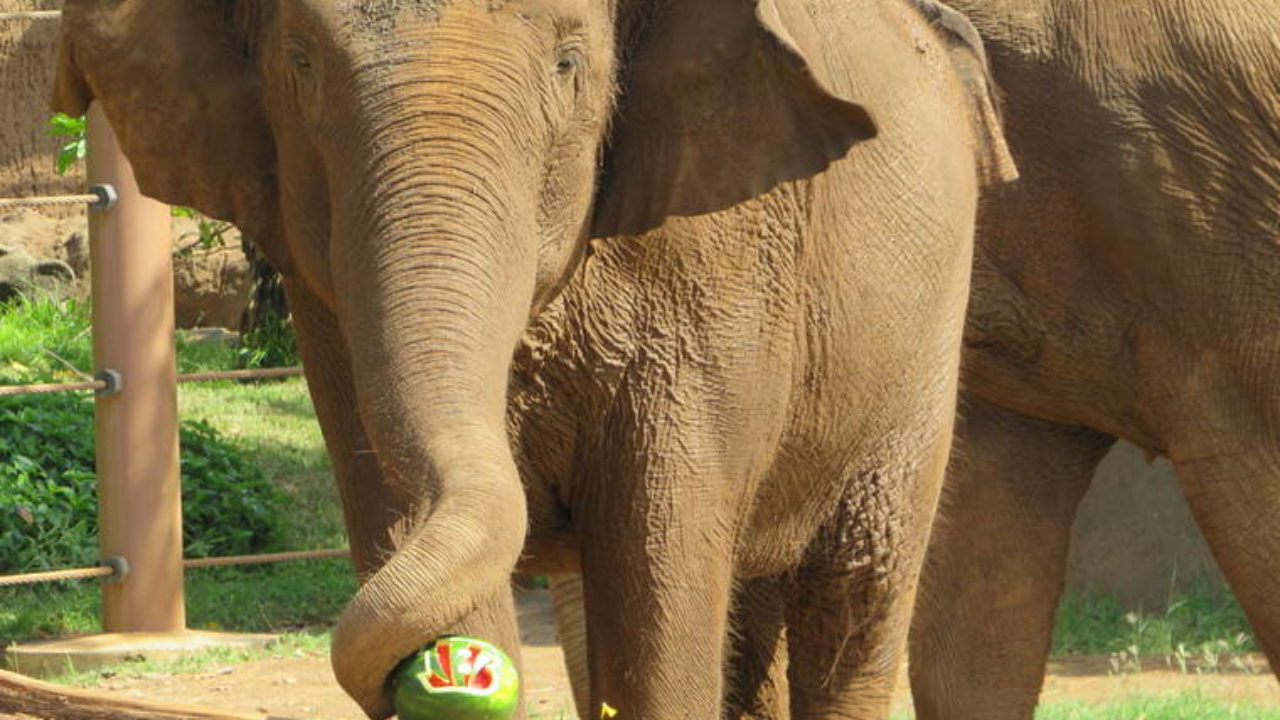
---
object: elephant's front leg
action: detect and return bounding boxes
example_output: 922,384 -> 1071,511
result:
286,278 -> 415,579
786,436 -> 954,720
726,574 -> 791,720
1176,448 -> 1280,680
577,426 -> 744,719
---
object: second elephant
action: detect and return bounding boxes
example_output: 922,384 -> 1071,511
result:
911,0 -> 1280,717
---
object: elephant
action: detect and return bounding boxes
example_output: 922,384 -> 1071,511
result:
0,245 -> 75,304
904,0 -> 1280,718
52,0 -> 1013,717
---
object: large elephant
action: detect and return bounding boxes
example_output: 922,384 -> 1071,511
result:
907,0 -> 1280,718
53,0 -> 1012,717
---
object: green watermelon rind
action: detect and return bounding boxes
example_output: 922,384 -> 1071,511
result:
393,636 -> 520,720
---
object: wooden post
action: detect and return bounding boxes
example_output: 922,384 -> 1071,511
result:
87,104 -> 185,634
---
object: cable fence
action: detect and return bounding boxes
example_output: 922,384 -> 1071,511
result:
0,105 -> 335,636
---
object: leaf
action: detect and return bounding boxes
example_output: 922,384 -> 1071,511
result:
55,139 -> 87,175
45,113 -> 86,138
47,113 -> 87,175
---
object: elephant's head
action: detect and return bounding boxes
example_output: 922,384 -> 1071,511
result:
53,0 -> 876,715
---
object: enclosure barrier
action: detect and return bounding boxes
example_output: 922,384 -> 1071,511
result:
0,95 -> 344,636
0,367 -> 306,397
0,549 -> 350,589
0,11 -> 60,21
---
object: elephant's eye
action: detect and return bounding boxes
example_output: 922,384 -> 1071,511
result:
555,47 -> 583,76
284,36 -> 314,71
287,49 -> 312,71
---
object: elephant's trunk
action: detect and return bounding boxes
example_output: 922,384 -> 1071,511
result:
327,52 -> 543,718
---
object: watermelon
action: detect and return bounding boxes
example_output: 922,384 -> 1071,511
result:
393,636 -> 520,720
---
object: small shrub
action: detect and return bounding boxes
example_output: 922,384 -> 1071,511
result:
0,391 -> 285,573
1052,585 -> 1255,657
237,308 -> 298,370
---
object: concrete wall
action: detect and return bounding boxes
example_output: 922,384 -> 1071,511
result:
0,2 -> 78,204
1066,441 -> 1224,608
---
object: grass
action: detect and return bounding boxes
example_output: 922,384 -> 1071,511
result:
0,297 -> 245,382
0,376 -> 350,643
45,632 -> 333,688
1053,584 -> 1255,657
888,692 -> 1280,720
1032,692 -> 1280,720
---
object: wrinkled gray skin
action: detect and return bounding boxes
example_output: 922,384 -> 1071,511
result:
53,0 -> 1011,717
909,1 -> 1280,718
0,245 -> 75,304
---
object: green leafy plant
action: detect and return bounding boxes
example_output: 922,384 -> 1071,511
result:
46,113 -> 86,176
0,391 -> 286,574
237,307 -> 299,369
1053,586 -> 1255,658
171,205 -> 235,254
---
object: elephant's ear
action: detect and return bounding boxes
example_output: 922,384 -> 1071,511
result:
590,0 -> 877,238
52,1 -> 277,235
907,0 -> 1019,185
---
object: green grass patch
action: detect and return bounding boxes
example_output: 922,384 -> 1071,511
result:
0,559 -> 355,645
1033,692 -> 1280,720
0,297 -> 244,382
890,692 -> 1280,720
1052,584 -> 1254,657
177,378 -> 342,552
46,631 -> 332,687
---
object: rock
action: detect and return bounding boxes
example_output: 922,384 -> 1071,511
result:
0,243 -> 76,303
0,208 -> 253,328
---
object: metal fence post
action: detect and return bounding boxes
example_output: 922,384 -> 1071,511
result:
87,103 -> 186,634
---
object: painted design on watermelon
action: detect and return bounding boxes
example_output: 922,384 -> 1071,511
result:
419,639 -> 503,697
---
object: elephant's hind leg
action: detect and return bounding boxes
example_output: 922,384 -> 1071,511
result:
549,573 -> 591,719
909,395 -> 1114,720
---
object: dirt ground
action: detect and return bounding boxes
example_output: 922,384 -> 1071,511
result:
26,590 -> 1280,719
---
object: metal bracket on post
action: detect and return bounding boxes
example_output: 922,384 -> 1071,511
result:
88,184 -> 118,212
94,368 -> 124,397
99,556 -> 130,585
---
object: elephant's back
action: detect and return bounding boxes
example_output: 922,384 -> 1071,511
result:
954,0 -> 1280,449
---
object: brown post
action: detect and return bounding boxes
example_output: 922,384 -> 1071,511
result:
87,104 -> 185,634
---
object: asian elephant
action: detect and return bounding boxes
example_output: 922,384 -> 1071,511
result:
906,0 -> 1280,718
53,0 -> 1013,717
